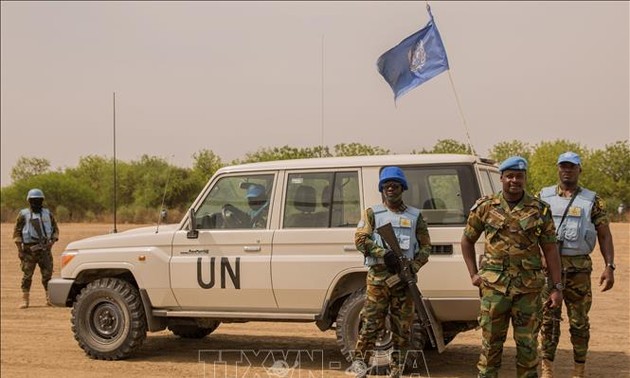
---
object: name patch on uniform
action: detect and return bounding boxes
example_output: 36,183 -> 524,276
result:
400,217 -> 412,228
568,206 -> 582,217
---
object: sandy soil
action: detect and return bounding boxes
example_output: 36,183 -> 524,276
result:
1,222 -> 628,377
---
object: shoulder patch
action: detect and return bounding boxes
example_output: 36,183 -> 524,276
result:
470,195 -> 492,212
530,197 -> 550,215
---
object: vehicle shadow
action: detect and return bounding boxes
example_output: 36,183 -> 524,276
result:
131,332 -> 629,377
133,331 -> 346,368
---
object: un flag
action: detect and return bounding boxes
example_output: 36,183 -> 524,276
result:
377,7 -> 449,101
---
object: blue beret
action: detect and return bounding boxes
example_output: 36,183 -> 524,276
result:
499,156 -> 528,172
557,151 -> 581,165
246,184 -> 265,198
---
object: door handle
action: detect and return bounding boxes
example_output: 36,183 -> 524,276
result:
343,245 -> 358,252
243,246 -> 261,252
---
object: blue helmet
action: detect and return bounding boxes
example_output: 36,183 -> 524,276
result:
27,188 -> 45,200
498,156 -> 528,173
557,151 -> 581,165
246,184 -> 265,198
378,166 -> 408,192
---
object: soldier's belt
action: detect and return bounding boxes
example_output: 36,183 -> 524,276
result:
24,243 -> 47,252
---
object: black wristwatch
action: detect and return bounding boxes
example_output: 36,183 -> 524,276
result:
553,282 -> 565,291
606,263 -> 616,271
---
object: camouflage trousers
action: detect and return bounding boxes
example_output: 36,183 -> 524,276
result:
19,246 -> 53,293
540,271 -> 592,363
354,265 -> 414,369
477,287 -> 542,378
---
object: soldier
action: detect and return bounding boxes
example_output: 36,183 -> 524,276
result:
13,188 -> 59,309
538,152 -> 615,378
350,166 -> 431,378
246,184 -> 269,228
461,156 -> 563,378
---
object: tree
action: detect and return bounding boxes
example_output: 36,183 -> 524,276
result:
235,145 -> 330,164
413,139 -> 472,154
10,156 -> 51,181
527,140 -> 588,193
488,140 -> 532,163
583,140 -> 630,212
333,143 -> 389,157
192,149 -> 223,180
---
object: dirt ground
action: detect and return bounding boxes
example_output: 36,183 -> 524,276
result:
1,222 -> 628,377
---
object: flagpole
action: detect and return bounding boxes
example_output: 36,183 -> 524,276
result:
446,71 -> 477,156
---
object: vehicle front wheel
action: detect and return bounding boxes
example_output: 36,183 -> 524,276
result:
71,278 -> 147,360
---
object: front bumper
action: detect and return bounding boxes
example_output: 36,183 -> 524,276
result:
47,278 -> 75,307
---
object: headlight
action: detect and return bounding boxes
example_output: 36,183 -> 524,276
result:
61,250 -> 78,268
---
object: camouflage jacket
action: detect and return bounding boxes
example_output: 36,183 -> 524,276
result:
464,192 -> 557,294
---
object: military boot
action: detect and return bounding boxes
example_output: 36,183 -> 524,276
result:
572,362 -> 585,378
348,360 -> 368,378
388,365 -> 402,378
18,292 -> 29,309
45,290 -> 52,306
541,359 -> 554,378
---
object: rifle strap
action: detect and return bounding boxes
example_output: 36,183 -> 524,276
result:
556,187 -> 580,236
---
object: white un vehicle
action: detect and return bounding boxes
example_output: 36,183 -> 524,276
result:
48,154 -> 501,364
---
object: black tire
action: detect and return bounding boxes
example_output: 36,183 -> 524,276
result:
71,278 -> 147,360
168,322 -> 219,339
335,288 -> 429,372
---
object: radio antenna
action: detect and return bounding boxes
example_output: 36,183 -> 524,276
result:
156,155 -> 174,233
320,33 -> 325,156
112,92 -> 118,233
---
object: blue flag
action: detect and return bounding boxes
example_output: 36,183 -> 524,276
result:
377,6 -> 449,100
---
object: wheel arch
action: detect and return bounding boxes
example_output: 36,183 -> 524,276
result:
316,270 -> 366,331
69,268 -> 164,333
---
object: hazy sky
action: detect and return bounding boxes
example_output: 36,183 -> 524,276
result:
1,1 -> 628,186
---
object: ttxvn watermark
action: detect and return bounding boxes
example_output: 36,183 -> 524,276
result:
198,349 -> 430,377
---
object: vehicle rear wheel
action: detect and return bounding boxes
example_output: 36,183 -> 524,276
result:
168,322 -> 219,339
71,278 -> 147,360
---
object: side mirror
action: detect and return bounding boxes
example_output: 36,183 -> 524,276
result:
186,208 -> 199,239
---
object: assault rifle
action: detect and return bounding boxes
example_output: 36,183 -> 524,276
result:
376,222 -> 436,348
29,217 -> 50,252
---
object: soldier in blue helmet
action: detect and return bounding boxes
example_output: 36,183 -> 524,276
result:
350,166 -> 432,378
461,156 -> 563,377
538,151 -> 616,378
12,188 -> 60,309
246,184 -> 269,228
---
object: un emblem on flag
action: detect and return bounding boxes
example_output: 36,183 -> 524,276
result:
409,40 -> 427,75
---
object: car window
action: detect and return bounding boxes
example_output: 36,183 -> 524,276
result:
479,169 -> 495,195
283,171 -> 360,228
489,170 -> 501,193
195,174 -> 274,229
400,165 -> 480,225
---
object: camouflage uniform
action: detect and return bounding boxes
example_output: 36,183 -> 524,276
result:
464,192 -> 557,378
353,205 -> 431,373
249,203 -> 268,228
13,209 -> 59,293
539,187 -> 609,364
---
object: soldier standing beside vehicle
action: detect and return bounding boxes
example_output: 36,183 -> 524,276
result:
538,152 -> 615,378
350,166 -> 431,378
461,156 -> 563,378
13,188 -> 59,309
